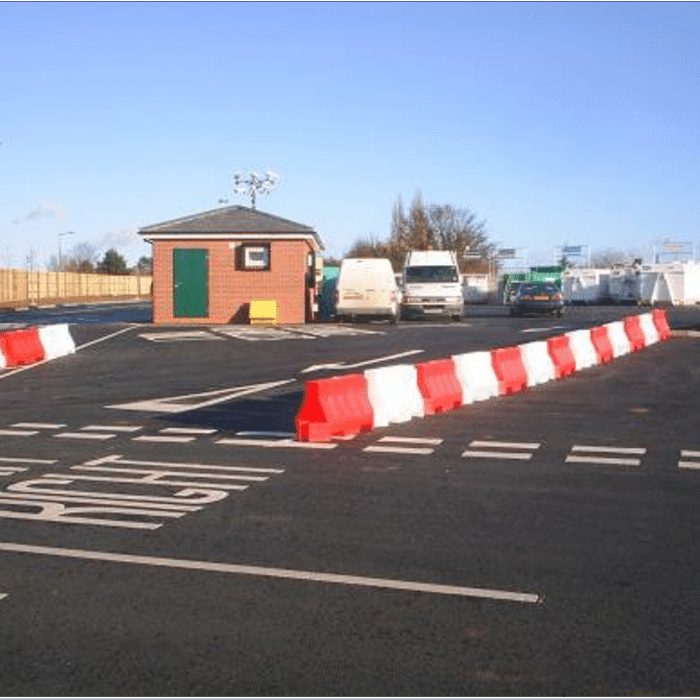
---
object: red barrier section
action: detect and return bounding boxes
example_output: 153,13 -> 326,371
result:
296,373 -> 374,442
590,326 -> 614,364
546,335 -> 576,379
415,358 -> 462,415
652,308 -> 671,341
490,346 -> 528,395
0,328 -> 45,367
623,314 -> 646,352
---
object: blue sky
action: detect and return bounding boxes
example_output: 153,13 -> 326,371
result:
0,1 -> 698,268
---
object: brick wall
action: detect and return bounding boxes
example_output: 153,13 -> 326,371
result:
152,238 -> 313,324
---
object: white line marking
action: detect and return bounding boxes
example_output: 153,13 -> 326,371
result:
0,542 -> 543,604
158,427 -> 218,435
462,450 -> 534,460
81,453 -> 284,474
11,423 -> 66,430
565,455 -> 641,466
377,436 -> 443,445
235,431 -> 296,438
75,324 -> 139,351
363,445 -> 434,455
0,429 -> 39,437
55,432 -> 116,440
0,457 -> 57,464
107,379 -> 296,414
0,467 -> 28,475
70,465 -> 270,483
215,438 -> 337,450
570,445 -> 646,455
0,593 -> 8,602
301,349 -> 424,374
132,436 -> 196,444
677,462 -> 700,470
680,450 -> 700,458
469,440 -> 540,450
80,425 -> 143,433
44,472 -> 250,491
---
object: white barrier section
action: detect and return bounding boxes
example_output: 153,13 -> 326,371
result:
519,341 -> 556,386
38,324 -> 76,361
565,329 -> 599,370
364,364 -> 424,428
0,346 -> 5,369
638,312 -> 660,346
605,321 -> 631,358
452,351 -> 500,404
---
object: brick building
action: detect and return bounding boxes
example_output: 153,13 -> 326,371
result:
139,206 -> 324,324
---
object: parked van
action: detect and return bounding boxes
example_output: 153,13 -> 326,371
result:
334,258 -> 400,323
401,250 -> 464,321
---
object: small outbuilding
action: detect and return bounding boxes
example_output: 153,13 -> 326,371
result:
139,206 -> 324,324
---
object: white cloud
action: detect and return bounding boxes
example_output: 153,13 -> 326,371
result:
26,200 -> 68,220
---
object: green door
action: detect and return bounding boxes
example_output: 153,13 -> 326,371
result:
173,249 -> 208,318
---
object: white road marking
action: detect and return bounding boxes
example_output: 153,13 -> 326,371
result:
215,437 -> 337,449
55,432 -> 116,440
0,593 -> 8,602
462,450 -> 534,460
82,454 -> 284,474
0,429 -> 39,437
565,455 -> 643,466
43,472 -> 250,491
158,427 -> 218,435
11,423 -> 67,430
363,445 -> 434,455
80,425 -> 143,432
74,324 -> 139,351
235,431 -> 296,438
107,378 -> 296,414
132,435 -> 196,443
301,349 -> 424,374
469,440 -> 541,450
71,465 -> 269,482
0,542 -> 543,604
570,445 -> 647,455
520,325 -> 568,334
139,331 -> 223,342
377,436 -> 443,445
0,467 -> 28,476
679,450 -> 700,470
0,457 -> 57,464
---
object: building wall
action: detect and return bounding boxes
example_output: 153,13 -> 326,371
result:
152,238 -> 313,324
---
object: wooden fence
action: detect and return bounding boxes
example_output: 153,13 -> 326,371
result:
0,268 -> 152,308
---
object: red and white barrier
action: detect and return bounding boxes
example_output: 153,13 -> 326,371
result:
295,310 -> 673,442
519,340 -> 556,386
452,351 -> 500,404
565,329 -> 599,371
605,321 -> 631,358
38,324 -> 76,360
365,364 -> 424,427
0,323 -> 76,370
638,312 -> 659,347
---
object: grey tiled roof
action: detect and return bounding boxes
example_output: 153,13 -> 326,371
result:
139,205 -> 321,242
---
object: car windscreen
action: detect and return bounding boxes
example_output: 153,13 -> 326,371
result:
404,266 -> 459,283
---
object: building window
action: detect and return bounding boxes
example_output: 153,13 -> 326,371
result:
237,243 -> 271,271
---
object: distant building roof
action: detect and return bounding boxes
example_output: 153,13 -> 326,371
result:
139,205 -> 324,249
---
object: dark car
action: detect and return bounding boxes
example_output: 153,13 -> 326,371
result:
510,282 -> 565,317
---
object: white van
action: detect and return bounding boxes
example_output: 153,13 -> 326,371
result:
334,258 -> 400,323
401,250 -> 464,321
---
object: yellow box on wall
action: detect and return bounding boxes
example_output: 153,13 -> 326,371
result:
249,299 -> 278,324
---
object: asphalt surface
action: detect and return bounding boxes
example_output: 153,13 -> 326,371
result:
1,302 -> 700,695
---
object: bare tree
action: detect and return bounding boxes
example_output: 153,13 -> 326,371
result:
590,248 -> 634,268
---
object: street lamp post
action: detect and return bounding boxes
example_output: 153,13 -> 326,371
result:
57,231 -> 75,301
